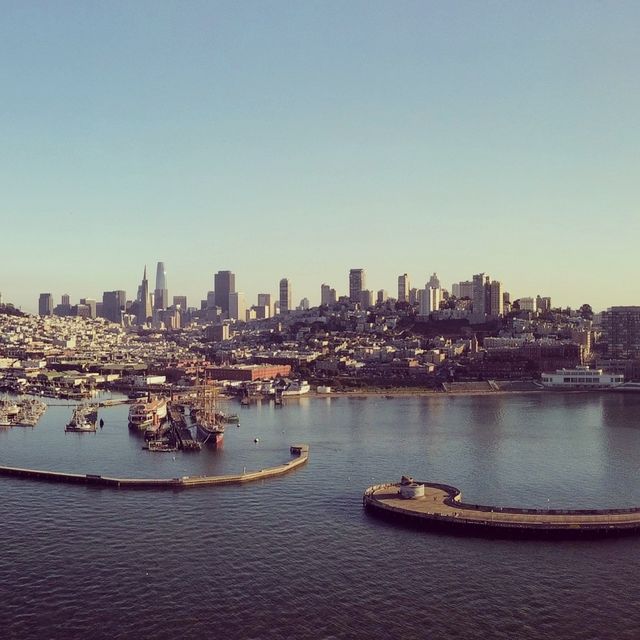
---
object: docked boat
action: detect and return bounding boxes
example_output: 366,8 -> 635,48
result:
0,396 -> 19,421
128,397 -> 168,430
541,366 -> 625,390
15,398 -> 47,426
144,440 -> 178,453
193,384 -> 224,447
65,405 -> 97,433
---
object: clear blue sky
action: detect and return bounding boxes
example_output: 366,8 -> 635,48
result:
2,1 -> 638,313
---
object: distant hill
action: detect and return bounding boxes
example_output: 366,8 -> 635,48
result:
0,303 -> 25,317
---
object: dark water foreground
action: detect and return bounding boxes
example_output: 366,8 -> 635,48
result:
2,392 -> 640,640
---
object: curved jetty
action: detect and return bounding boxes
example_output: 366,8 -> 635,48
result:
0,445 -> 308,490
363,478 -> 640,538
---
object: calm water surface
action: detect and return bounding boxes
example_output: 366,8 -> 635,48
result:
2,392 -> 640,639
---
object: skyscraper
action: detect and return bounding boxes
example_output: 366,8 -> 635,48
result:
397,274 -> 410,302
279,278 -> 292,314
229,292 -> 246,321
154,261 -> 169,310
472,273 -> 486,316
349,269 -> 365,304
173,295 -> 187,310
257,293 -> 272,317
603,306 -> 640,358
214,270 -> 235,315
320,284 -> 336,306
38,293 -> 53,316
419,287 -> 441,316
102,290 -> 126,323
427,273 -> 441,289
137,266 -> 152,325
489,281 -> 504,317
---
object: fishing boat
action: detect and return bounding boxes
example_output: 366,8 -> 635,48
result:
15,398 -> 47,426
65,405 -> 97,433
128,397 -> 168,430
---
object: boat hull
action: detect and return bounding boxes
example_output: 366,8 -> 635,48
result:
195,423 -> 224,446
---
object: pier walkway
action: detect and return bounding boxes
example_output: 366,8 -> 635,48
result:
0,445 -> 308,490
363,481 -> 640,537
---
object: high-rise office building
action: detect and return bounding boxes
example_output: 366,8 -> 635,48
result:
453,280 -> 474,299
229,292 -> 246,321
299,298 -> 310,311
398,274 -> 410,302
214,271 -> 235,315
61,294 -> 70,307
279,278 -> 292,314
173,295 -> 187,310
102,290 -> 126,323
419,287 -> 441,315
603,306 -> 640,359
360,290 -> 373,308
38,293 -> 53,316
80,298 -> 97,319
154,261 -> 169,310
349,269 -> 365,304
472,274 -> 486,315
536,295 -> 552,313
320,284 -> 336,306
377,289 -> 387,304
257,293 -> 272,317
137,266 -> 152,324
488,281 -> 503,317
427,273 -> 441,289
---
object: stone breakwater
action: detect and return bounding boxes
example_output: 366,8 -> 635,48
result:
363,480 -> 640,538
0,445 -> 308,490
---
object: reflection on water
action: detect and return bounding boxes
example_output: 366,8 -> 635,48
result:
2,392 -> 640,639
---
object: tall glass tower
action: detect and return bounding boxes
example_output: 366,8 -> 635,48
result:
154,261 -> 168,310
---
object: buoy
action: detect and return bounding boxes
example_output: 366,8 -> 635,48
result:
254,437 -> 259,443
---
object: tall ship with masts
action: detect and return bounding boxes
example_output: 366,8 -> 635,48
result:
193,379 -> 224,447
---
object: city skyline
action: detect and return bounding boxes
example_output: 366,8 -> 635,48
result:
7,260 -> 624,315
2,3 -> 640,312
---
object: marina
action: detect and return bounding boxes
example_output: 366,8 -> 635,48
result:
3,392 -> 640,639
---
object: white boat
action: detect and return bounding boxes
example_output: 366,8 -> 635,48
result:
541,366 -> 624,389
128,397 -> 168,429
65,405 -> 97,433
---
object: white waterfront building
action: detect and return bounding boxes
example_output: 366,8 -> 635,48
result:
541,366 -> 624,389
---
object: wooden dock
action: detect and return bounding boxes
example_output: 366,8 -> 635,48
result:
167,405 -> 200,451
363,481 -> 640,538
0,445 -> 309,490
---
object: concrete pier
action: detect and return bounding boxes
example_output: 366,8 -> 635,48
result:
363,480 -> 640,537
0,445 -> 308,490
